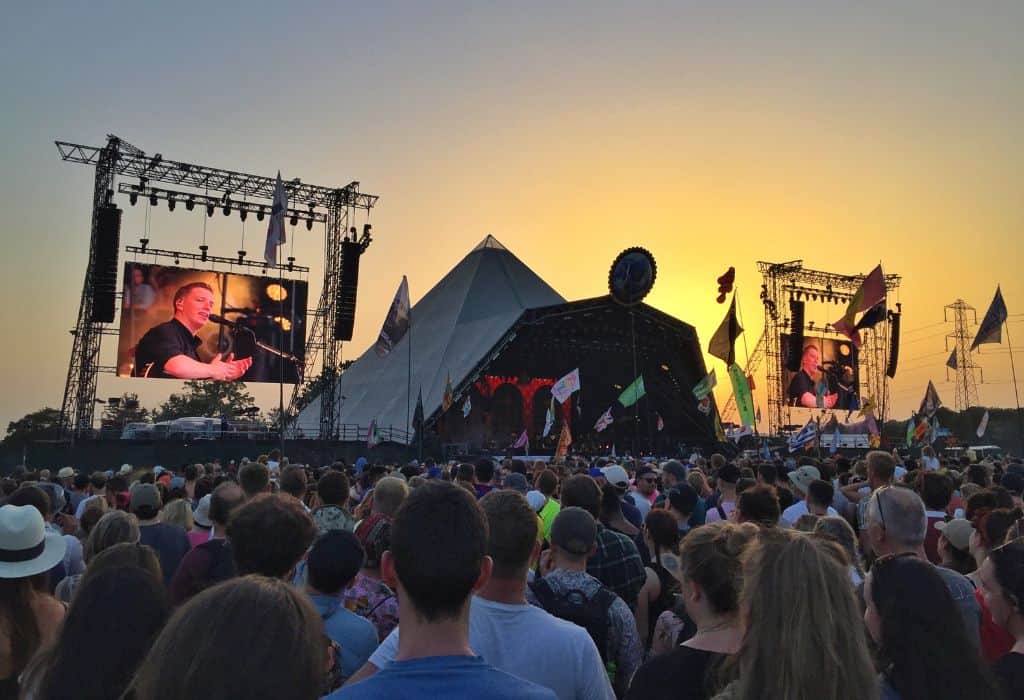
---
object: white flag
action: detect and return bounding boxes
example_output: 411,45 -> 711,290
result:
595,406 -> 614,433
551,368 -> 581,404
976,410 -> 990,438
462,395 -> 472,418
542,398 -> 555,437
264,171 -> 288,267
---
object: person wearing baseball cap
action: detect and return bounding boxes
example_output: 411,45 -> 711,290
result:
600,464 -> 644,530
935,518 -> 976,577
781,467 -> 838,527
131,483 -> 190,585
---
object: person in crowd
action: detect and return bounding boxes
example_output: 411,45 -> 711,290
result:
189,492 -> 213,547
0,504 -> 66,697
238,461 -> 271,500
711,530 -> 877,700
6,486 -> 74,591
601,464 -> 646,531
159,498 -> 195,543
841,450 -> 896,559
630,521 -> 757,700
735,484 -> 781,529
314,470 -> 356,534
474,459 -> 499,498
67,472 -> 90,513
330,482 -> 557,699
228,493 -> 316,580
56,509 -> 140,602
636,509 -> 681,651
170,482 -> 245,605
864,555 -> 1002,700
76,496 -> 108,543
80,541 -> 163,584
281,465 -> 309,507
344,512 -> 400,640
559,475 -> 645,611
74,472 -> 108,519
127,576 -> 327,699
864,485 -> 982,650
934,518 -> 977,576
813,515 -> 865,586
351,489 -> 615,700
665,484 -> 701,536
130,482 -> 190,585
629,466 -> 660,520
533,506 -> 641,698
304,531 -> 379,682
182,463 -> 199,503
20,564 -> 169,700
534,470 -> 562,540
921,471 -> 954,563
600,483 -> 641,542
968,506 -> 1021,662
781,468 -> 838,527
704,464 -> 740,523
980,539 -> 1024,697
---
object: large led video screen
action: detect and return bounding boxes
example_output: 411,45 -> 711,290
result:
117,263 -> 308,384
780,334 -> 860,414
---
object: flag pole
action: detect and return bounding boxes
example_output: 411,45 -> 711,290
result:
407,300 -> 412,443
1004,320 -> 1024,455
278,229 -> 285,460
629,309 -> 640,455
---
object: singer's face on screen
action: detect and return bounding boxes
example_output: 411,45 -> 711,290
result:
175,287 -> 215,332
801,346 -> 820,375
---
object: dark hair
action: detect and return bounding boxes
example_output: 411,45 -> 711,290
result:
107,475 -> 128,494
869,556 -> 1000,700
194,476 -> 215,502
775,485 -> 795,512
807,480 -> 835,509
31,567 -> 169,700
988,540 -> 1024,612
139,472 -> 155,485
172,281 -> 214,308
475,459 -> 496,484
307,531 -> 364,595
456,463 -> 476,481
536,470 -> 559,497
228,495 -> 316,578
966,490 -> 999,523
7,485 -> 51,518
559,475 -> 601,518
73,473 -> 90,490
389,481 -> 488,622
89,472 -> 108,490
317,471 -> 349,507
866,451 -> 896,482
127,576 -> 325,700
238,462 -> 270,498
921,472 -> 953,511
977,508 -> 1023,550
479,490 -> 538,578
209,482 -> 245,527
0,576 -> 43,677
279,466 -> 307,499
966,464 -> 990,487
757,463 -> 777,485
737,485 -> 781,527
183,464 -> 198,481
600,482 -> 627,519
85,542 -> 163,585
645,509 -> 680,564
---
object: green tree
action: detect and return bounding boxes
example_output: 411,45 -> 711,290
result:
3,407 -> 62,446
100,393 -> 151,429
155,381 -> 256,422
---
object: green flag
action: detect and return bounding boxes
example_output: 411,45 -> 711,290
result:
728,363 -> 755,427
617,375 -> 646,408
692,369 -> 717,400
905,415 -> 915,448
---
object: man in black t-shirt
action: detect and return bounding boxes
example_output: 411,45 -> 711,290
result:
133,281 -> 252,380
787,344 -> 837,409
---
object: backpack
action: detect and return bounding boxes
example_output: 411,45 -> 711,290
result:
529,577 -> 617,666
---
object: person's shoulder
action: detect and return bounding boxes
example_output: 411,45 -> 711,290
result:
479,664 -> 560,699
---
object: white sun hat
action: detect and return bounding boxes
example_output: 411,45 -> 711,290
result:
0,504 -> 67,579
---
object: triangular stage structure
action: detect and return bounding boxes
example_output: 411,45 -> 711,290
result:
295,235 -> 566,440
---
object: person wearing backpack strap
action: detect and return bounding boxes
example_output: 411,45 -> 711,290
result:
534,507 -> 642,698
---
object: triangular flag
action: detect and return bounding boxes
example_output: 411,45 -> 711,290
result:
833,264 -> 885,348
714,413 -> 726,442
656,413 -> 664,432
413,389 -> 424,432
693,370 -> 717,400
617,375 -> 646,408
905,416 -> 915,447
914,417 -> 929,442
374,276 -> 411,357
366,418 -> 378,449
971,286 -> 1008,351
513,429 -> 529,450
442,372 -> 453,412
264,171 -> 288,267
728,363 -> 756,427
854,300 -> 887,331
918,381 -> 942,417
462,395 -> 472,418
595,407 -> 614,432
708,297 -> 743,365
542,398 -> 555,437
551,368 -> 581,404
976,410 -> 990,438
830,423 -> 841,455
946,349 -> 958,370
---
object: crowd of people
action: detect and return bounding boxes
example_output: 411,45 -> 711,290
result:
1,446 -> 1024,699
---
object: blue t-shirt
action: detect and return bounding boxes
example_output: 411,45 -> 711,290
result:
307,594 -> 378,680
327,655 -> 557,700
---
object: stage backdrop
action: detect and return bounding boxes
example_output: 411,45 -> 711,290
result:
117,263 -> 308,383
780,333 -> 860,420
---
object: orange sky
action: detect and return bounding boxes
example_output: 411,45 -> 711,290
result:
2,3 -> 1022,433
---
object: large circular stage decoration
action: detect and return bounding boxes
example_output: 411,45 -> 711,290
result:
608,247 -> 657,306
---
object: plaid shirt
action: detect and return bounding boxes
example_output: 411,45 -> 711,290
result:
587,523 -> 645,610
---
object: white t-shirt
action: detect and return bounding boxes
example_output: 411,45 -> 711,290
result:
922,456 -> 940,471
780,500 -> 839,528
369,595 -> 614,700
629,492 -> 653,521
704,500 -> 736,523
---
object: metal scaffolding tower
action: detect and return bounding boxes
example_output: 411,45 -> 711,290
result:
944,300 -> 981,410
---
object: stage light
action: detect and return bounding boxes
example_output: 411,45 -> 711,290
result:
287,256 -> 295,271
167,195 -> 176,211
237,250 -> 247,264
185,196 -> 195,211
266,283 -> 288,302
199,244 -> 208,262
207,203 -> 215,217
173,255 -> 180,265
273,316 -> 293,332
290,214 -> 299,226
150,191 -> 158,206
223,203 -> 231,216
660,364 -> 670,371
139,238 -> 149,251
305,218 -> 313,231
129,191 -> 138,206
256,208 -> 265,221
240,209 -> 248,222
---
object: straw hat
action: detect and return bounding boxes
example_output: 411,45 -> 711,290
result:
0,505 -> 67,579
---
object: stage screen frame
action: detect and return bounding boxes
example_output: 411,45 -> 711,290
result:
780,333 -> 861,421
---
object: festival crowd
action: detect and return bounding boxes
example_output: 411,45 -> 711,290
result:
2,446 -> 1024,699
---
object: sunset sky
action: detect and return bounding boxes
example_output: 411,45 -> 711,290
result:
2,2 -> 1022,434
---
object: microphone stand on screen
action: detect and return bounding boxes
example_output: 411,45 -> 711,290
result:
208,314 -> 301,367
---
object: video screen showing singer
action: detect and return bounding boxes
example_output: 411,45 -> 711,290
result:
787,344 -> 838,409
133,282 -> 253,380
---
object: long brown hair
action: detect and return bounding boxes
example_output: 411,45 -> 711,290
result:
126,575 -> 326,699
0,575 -> 43,675
732,530 -> 878,700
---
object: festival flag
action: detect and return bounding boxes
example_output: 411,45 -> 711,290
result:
366,419 -> 378,449
854,301 -> 887,331
617,375 -> 646,408
755,405 -> 762,423
830,423 -> 841,455
832,264 -> 886,348
708,297 -> 743,365
692,370 -> 717,400
788,419 -> 818,453
555,423 -> 572,460
462,395 -> 472,418
905,416 -> 915,447
971,286 -> 1008,351
513,429 -> 529,450
714,413 -> 726,443
697,396 -> 712,415
542,398 -> 555,437
656,413 -> 664,432
551,368 -> 581,404
611,443 -> 617,459
264,171 -> 288,267
946,349 -> 958,370
595,406 -> 614,432
374,276 -> 411,357
413,389 -> 424,432
442,372 -> 453,412
977,410 -> 990,438
914,417 -> 929,442
728,363 -> 756,427
918,381 -> 942,417
859,396 -> 877,417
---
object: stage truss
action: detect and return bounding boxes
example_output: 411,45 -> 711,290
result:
55,135 -> 378,440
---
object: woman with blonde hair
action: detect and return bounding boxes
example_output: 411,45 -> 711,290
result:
159,499 -> 194,536
813,515 -> 865,586
712,530 -> 877,700
55,510 -> 141,602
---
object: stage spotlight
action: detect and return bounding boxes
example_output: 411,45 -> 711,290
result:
240,209 -> 248,222
129,191 -> 138,206
266,283 -> 288,302
287,256 -> 295,271
207,203 -> 215,217
199,244 -> 208,262
150,191 -> 158,206
139,238 -> 149,251
305,218 -> 313,231
223,203 -> 231,216
173,255 -> 180,265
273,316 -> 293,332
167,195 -> 176,211
290,214 -> 299,227
256,208 -> 265,222
185,196 -> 195,211
237,250 -> 247,264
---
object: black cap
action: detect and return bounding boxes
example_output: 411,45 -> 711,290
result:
667,484 -> 699,514
661,460 -> 687,481
550,507 -> 597,556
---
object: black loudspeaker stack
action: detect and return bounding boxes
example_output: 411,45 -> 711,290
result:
334,240 -> 363,341
886,312 -> 901,378
785,299 -> 805,372
90,205 -> 121,323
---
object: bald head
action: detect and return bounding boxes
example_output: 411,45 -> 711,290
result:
866,485 -> 926,551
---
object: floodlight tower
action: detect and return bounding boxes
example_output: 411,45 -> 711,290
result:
944,300 -> 981,411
